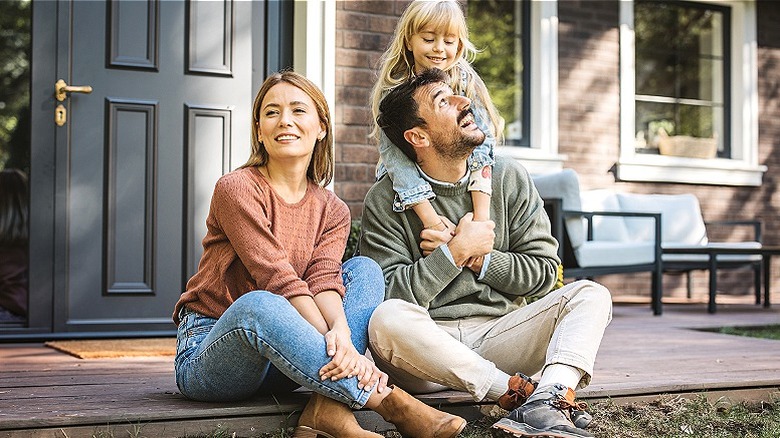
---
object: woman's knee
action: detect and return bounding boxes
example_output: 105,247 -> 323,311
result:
233,289 -> 282,307
343,256 -> 385,304
227,290 -> 285,324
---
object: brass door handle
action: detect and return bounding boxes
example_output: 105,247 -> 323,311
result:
55,79 -> 93,102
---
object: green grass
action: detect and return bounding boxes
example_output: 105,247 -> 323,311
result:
183,395 -> 780,438
716,324 -> 780,341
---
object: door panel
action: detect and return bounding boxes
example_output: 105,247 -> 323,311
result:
51,0 -> 258,332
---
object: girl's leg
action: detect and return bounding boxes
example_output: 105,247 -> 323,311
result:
174,291 -> 372,407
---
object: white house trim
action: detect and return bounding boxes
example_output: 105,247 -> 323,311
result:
293,0 -> 337,189
501,0 -> 566,174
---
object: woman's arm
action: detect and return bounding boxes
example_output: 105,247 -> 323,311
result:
288,295 -> 329,334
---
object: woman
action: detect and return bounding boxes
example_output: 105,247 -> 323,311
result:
173,71 -> 465,438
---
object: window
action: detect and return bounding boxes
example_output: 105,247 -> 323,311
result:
618,0 -> 765,186
467,0 -> 530,147
634,1 -> 729,159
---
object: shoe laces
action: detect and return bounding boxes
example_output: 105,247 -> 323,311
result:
546,385 -> 590,421
504,373 -> 536,406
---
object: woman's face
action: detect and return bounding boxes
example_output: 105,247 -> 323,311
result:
256,82 -> 326,163
406,26 -> 460,74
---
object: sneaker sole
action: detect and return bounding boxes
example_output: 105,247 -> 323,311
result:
491,418 -> 590,438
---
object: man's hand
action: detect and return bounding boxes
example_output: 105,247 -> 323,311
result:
420,216 -> 456,256
448,213 -> 495,267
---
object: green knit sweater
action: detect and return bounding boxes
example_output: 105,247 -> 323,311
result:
359,156 -> 560,319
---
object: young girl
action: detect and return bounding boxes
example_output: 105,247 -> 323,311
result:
370,0 -> 503,234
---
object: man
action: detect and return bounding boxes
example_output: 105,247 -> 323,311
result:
359,68 -> 612,438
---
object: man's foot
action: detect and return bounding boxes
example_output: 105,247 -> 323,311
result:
491,384 -> 593,438
497,373 -> 537,411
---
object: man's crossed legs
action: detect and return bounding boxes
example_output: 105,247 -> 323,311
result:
368,280 -> 612,438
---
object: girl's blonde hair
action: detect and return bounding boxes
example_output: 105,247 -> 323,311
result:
369,0 -> 503,141
244,71 -> 334,186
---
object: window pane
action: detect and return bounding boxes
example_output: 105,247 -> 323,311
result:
635,100 -> 722,157
634,0 -> 727,158
677,57 -> 721,101
636,51 -> 677,96
467,0 -> 527,146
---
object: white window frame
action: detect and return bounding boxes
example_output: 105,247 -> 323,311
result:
616,0 -> 766,186
496,0 -> 565,174
293,0 -> 337,189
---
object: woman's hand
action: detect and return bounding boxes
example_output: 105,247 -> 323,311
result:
319,325 -> 389,392
353,356 -> 389,393
319,323 -> 359,381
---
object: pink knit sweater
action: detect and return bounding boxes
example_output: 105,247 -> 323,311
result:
173,166 -> 350,325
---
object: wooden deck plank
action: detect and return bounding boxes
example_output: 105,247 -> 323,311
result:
1,303 -> 780,434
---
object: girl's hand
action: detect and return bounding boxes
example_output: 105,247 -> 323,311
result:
420,216 -> 456,256
465,255 -> 485,273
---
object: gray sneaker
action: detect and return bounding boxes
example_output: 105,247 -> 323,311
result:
491,384 -> 593,438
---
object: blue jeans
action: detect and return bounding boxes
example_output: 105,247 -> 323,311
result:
174,256 -> 385,408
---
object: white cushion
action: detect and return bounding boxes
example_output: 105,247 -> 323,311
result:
532,169 -> 585,249
575,241 -> 657,267
617,193 -> 708,245
580,189 -> 630,242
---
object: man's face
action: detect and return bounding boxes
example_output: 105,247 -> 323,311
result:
414,82 -> 486,160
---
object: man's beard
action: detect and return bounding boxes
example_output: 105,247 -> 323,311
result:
432,109 -> 486,160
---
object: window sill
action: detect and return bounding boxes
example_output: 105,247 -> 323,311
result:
615,155 -> 767,186
498,146 -> 567,175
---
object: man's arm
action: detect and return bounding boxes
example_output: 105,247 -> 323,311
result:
359,184 -> 462,308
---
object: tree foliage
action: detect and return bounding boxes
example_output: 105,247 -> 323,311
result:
466,0 -> 522,139
0,0 -> 31,172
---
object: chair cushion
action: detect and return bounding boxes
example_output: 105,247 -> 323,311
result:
532,169 -> 584,249
617,193 -> 708,245
574,241 -> 657,267
580,189 -> 630,242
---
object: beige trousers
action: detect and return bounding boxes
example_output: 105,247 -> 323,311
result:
367,280 -> 612,401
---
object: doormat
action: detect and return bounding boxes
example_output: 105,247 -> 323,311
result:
44,338 -> 176,359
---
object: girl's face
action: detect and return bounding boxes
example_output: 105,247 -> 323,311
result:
256,82 -> 326,163
406,26 -> 461,74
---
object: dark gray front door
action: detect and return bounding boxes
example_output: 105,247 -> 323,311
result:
35,0 -> 289,334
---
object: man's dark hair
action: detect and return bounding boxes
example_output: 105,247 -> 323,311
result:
377,68 -> 449,162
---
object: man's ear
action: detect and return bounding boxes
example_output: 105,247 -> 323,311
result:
403,127 -> 430,149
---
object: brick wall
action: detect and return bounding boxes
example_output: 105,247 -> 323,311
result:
334,1 -> 411,218
755,0 -> 780,301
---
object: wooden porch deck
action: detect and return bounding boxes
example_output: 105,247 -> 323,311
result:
2,301 -> 780,437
